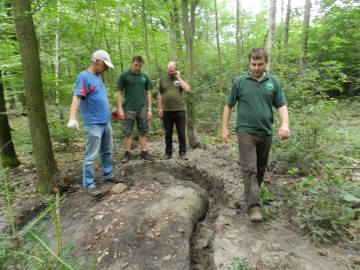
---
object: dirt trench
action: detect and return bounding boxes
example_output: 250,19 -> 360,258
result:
120,159 -> 231,269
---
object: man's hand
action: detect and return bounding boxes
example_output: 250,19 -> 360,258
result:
67,119 -> 79,130
117,108 -> 125,120
158,109 -> 163,118
278,125 -> 290,140
221,129 -> 231,143
147,110 -> 153,120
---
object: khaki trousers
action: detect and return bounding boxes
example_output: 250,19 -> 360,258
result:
237,132 -> 272,213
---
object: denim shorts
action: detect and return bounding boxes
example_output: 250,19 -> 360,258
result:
122,106 -> 149,136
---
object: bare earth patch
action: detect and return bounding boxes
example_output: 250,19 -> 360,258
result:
1,140 -> 359,269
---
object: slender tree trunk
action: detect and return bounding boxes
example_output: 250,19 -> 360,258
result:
283,0 -> 291,51
55,0 -> 63,119
0,70 -> 20,168
268,0 -> 277,73
141,0 -> 151,75
214,0 -> 222,76
170,0 -> 182,59
181,0 -> 200,149
235,0 -> 241,75
12,0 -> 58,193
277,0 -> 284,49
300,0 -> 311,68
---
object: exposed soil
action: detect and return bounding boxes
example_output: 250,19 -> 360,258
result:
1,138 -> 359,269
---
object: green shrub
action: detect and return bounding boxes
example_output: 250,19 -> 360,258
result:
282,173 -> 359,243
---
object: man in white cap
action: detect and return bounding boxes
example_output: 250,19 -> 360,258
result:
67,50 -> 118,197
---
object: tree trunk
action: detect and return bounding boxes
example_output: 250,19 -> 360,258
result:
283,0 -> 291,51
12,0 -> 58,193
55,0 -> 63,120
141,0 -> 151,75
214,0 -> 222,76
235,0 -> 241,75
300,0 -> 311,68
181,0 -> 200,149
268,0 -> 277,73
170,0 -> 182,59
0,70 -> 20,168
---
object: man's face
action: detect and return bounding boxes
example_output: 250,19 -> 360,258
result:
131,61 -> 143,74
95,60 -> 108,74
249,57 -> 267,80
167,66 -> 177,78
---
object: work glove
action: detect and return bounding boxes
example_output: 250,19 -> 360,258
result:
67,119 -> 79,130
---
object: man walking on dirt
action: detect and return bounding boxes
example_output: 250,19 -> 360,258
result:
67,50 -> 117,197
158,61 -> 190,160
116,55 -> 154,162
221,47 -> 290,222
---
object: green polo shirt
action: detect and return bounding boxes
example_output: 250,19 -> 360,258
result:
159,75 -> 186,111
226,72 -> 287,135
117,69 -> 152,111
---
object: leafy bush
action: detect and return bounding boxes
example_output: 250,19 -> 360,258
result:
282,173 -> 359,243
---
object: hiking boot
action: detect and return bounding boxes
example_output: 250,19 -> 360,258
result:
179,152 -> 188,160
249,209 -> 263,222
103,177 -> 122,184
86,187 -> 102,197
141,151 -> 154,161
161,153 -> 172,160
122,151 -> 132,163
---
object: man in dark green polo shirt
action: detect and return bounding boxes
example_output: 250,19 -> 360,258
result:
117,55 -> 154,162
221,47 -> 290,222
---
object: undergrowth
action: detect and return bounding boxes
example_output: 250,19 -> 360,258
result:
282,169 -> 360,243
0,168 -> 85,270
266,97 -> 360,244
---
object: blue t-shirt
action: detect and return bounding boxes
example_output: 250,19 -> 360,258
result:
74,70 -> 110,125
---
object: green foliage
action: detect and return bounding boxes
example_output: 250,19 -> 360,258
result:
271,97 -> 360,175
282,173 -> 359,243
259,185 -> 282,220
0,168 -> 83,269
259,186 -> 273,205
231,257 -> 252,270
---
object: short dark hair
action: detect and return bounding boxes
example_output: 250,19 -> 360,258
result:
132,55 -> 144,63
249,47 -> 268,63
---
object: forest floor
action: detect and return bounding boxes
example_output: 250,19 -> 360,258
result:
1,135 -> 360,269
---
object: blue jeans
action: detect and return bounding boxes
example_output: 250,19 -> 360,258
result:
83,122 -> 114,189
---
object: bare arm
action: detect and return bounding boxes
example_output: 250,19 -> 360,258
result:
67,95 -> 81,130
176,71 -> 190,92
158,92 -> 163,118
221,104 -> 232,143
147,91 -> 153,119
117,90 -> 125,120
69,95 -> 81,120
278,105 -> 290,140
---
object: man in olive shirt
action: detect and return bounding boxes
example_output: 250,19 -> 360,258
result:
158,61 -> 190,160
117,55 -> 154,162
221,47 -> 290,222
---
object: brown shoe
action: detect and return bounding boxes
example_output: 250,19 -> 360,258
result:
249,210 -> 263,222
86,187 -> 102,197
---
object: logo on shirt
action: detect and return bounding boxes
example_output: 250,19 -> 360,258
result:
266,83 -> 274,91
173,80 -> 180,87
141,76 -> 147,83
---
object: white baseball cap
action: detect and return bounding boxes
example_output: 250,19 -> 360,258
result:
91,50 -> 114,68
